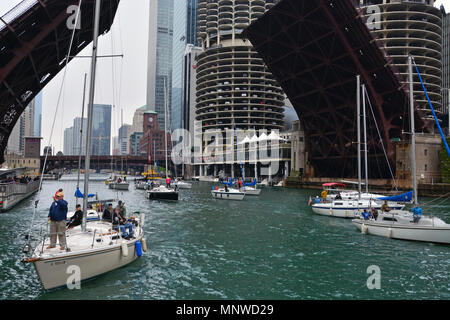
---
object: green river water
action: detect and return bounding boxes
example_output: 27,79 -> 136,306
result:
0,174 -> 449,300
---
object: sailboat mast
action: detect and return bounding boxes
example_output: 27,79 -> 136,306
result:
121,108 -> 123,173
164,78 -> 168,179
82,0 -> 101,231
357,75 -> 362,200
362,83 -> 369,194
76,73 -> 87,202
254,137 -> 257,182
408,55 -> 417,204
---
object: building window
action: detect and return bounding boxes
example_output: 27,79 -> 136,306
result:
424,149 -> 427,156
425,164 -> 428,172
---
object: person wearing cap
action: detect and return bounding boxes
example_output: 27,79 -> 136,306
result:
47,191 -> 68,250
116,201 -> 127,219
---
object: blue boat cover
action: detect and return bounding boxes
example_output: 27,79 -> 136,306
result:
221,179 -> 233,187
377,191 -> 412,202
74,187 -> 95,199
243,178 -> 257,186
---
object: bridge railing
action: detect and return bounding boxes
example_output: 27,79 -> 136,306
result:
0,0 -> 38,31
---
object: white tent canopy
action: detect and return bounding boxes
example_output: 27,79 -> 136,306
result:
238,136 -> 250,144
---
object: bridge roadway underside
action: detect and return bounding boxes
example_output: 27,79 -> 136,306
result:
0,0 -> 120,163
243,0 -> 431,178
41,155 -> 149,173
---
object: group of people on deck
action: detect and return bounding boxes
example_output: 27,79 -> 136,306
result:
361,200 -> 423,223
0,175 -> 38,184
46,189 -> 135,251
144,177 -> 179,190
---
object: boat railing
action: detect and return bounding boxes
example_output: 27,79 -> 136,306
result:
0,180 -> 39,197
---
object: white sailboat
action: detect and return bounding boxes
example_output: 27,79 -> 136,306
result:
21,1 -> 147,289
211,183 -> 245,201
108,180 -> 130,190
176,180 -> 192,189
241,136 -> 261,196
352,56 -> 450,244
147,78 -> 179,201
312,76 -> 407,217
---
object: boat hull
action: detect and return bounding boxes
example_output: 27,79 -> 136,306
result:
147,191 -> 179,200
352,220 -> 450,244
0,181 -> 40,212
311,204 -> 404,218
108,183 -> 129,190
242,188 -> 261,196
31,238 -> 142,290
211,190 -> 245,200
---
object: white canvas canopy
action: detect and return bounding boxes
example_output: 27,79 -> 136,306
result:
238,136 -> 250,144
258,132 -> 268,141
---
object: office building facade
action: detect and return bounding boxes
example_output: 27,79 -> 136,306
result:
147,0 -> 174,130
63,127 -> 74,156
91,104 -> 112,156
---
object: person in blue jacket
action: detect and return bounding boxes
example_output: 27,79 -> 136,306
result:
411,203 -> 423,223
47,191 -> 68,250
361,209 -> 370,220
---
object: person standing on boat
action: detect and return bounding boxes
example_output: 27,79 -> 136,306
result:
166,177 -> 171,188
47,191 -> 68,250
412,203 -> 423,223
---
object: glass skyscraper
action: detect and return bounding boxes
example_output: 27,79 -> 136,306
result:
91,104 -> 112,155
33,92 -> 42,137
172,0 -> 199,131
147,0 -> 174,131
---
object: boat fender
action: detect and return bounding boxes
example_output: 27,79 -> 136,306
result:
329,207 -> 333,216
121,241 -> 128,257
361,224 -> 368,234
135,240 -> 143,257
140,213 -> 145,227
141,237 -> 147,252
387,227 -> 392,238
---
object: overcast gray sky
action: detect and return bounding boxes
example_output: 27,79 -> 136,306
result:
0,0 -> 149,153
0,0 -> 449,153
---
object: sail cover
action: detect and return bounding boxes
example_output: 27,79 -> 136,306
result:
221,179 -> 233,187
244,178 -> 257,186
377,191 -> 413,202
74,187 -> 95,199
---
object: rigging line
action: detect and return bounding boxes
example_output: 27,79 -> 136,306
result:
363,85 -> 398,190
412,57 -> 450,158
112,0 -> 124,112
26,0 -> 84,240
419,191 -> 450,207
